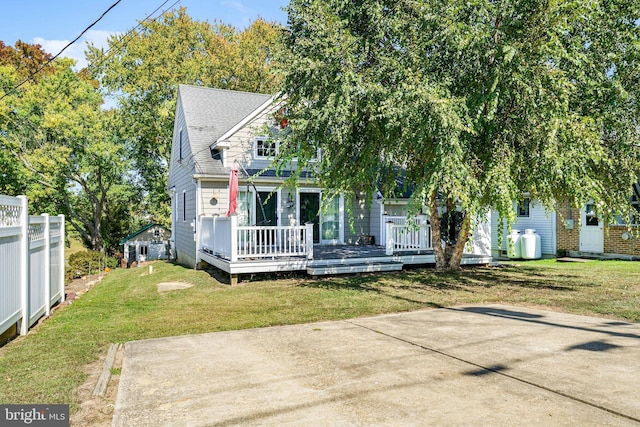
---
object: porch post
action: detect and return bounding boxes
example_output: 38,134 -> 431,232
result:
421,217 -> 428,250
305,222 -> 314,260
385,221 -> 394,256
230,214 -> 238,262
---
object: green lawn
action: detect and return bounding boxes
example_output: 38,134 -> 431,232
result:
0,259 -> 638,408
64,235 -> 86,263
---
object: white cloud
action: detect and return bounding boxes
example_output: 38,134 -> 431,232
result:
222,1 -> 259,26
33,29 -> 118,71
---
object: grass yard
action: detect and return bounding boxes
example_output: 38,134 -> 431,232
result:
0,259 -> 638,409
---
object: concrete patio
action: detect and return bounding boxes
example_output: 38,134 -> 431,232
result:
113,304 -> 640,426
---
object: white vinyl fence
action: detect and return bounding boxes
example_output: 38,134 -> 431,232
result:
0,195 -> 65,337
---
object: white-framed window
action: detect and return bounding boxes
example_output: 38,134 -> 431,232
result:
254,136 -> 277,159
178,128 -> 183,161
153,229 -> 162,238
140,245 -> 148,256
517,198 -> 530,217
614,194 -> 640,226
182,191 -> 187,222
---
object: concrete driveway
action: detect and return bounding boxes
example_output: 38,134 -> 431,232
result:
112,305 -> 640,426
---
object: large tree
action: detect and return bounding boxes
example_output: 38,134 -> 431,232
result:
1,57 -> 136,253
0,41 -> 54,195
86,7 -> 282,222
275,0 -> 640,271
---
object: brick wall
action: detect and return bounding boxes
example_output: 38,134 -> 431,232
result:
604,226 -> 640,256
556,201 -> 639,256
555,202 -> 579,253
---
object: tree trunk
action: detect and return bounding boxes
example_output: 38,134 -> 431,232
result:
429,192 -> 471,272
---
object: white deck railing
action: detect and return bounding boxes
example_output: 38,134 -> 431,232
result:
199,215 -> 313,262
385,218 -> 432,254
1,195 -> 65,337
380,215 -> 428,246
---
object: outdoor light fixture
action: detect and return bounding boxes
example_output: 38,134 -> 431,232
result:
285,197 -> 295,209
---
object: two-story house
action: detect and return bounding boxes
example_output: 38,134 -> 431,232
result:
168,84 -> 493,281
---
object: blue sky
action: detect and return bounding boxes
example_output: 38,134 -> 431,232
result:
1,0 -> 289,69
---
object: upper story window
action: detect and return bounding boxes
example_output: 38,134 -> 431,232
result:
517,198 -> 530,217
254,136 -> 277,159
178,128 -> 183,161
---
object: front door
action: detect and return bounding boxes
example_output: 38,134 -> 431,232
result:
255,191 -> 278,246
255,191 -> 277,226
299,192 -> 320,243
580,203 -> 604,253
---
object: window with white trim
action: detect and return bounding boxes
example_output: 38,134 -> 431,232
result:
517,198 -> 530,217
254,136 -> 277,158
182,191 -> 186,222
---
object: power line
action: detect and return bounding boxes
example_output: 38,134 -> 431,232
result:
85,0 -> 179,77
0,0 -> 124,101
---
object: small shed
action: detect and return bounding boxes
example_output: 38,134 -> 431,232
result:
120,223 -> 170,265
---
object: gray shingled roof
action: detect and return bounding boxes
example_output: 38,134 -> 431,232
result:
178,84 -> 272,177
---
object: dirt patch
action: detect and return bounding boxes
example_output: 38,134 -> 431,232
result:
71,344 -> 124,426
157,282 -> 194,292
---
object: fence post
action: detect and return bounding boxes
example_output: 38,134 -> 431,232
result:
385,221 -> 394,256
18,195 -> 29,336
305,222 -> 314,260
230,215 -> 238,262
42,213 -> 51,316
59,215 -> 65,302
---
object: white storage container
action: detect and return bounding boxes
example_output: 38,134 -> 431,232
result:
521,229 -> 542,259
507,229 -> 522,259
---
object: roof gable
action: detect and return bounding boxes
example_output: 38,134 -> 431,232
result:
177,84 -> 273,176
120,223 -> 170,245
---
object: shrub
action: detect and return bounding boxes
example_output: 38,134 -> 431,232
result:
66,250 -> 117,281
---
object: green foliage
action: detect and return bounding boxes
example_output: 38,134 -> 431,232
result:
86,7 -> 282,222
66,250 -> 117,281
275,0 -> 640,270
1,41 -> 139,253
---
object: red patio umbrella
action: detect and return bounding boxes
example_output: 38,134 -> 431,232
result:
226,165 -> 239,216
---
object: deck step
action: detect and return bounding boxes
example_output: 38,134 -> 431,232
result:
308,256 -> 394,267
307,261 -> 403,276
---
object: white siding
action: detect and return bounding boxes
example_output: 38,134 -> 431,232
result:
468,212 -> 492,256
369,199 -> 383,246
491,201 -> 556,257
223,103 -> 280,170
344,193 -> 371,244
168,97 -> 198,267
200,181 -> 232,217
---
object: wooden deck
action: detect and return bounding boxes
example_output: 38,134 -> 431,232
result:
199,245 -> 493,276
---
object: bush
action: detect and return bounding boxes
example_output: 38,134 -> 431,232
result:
66,250 -> 117,281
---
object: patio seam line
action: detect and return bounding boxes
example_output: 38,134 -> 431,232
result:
345,319 -> 640,424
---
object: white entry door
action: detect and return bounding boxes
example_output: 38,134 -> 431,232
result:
579,203 -> 604,253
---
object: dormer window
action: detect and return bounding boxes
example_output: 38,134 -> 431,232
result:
254,136 -> 277,159
210,140 -> 231,166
